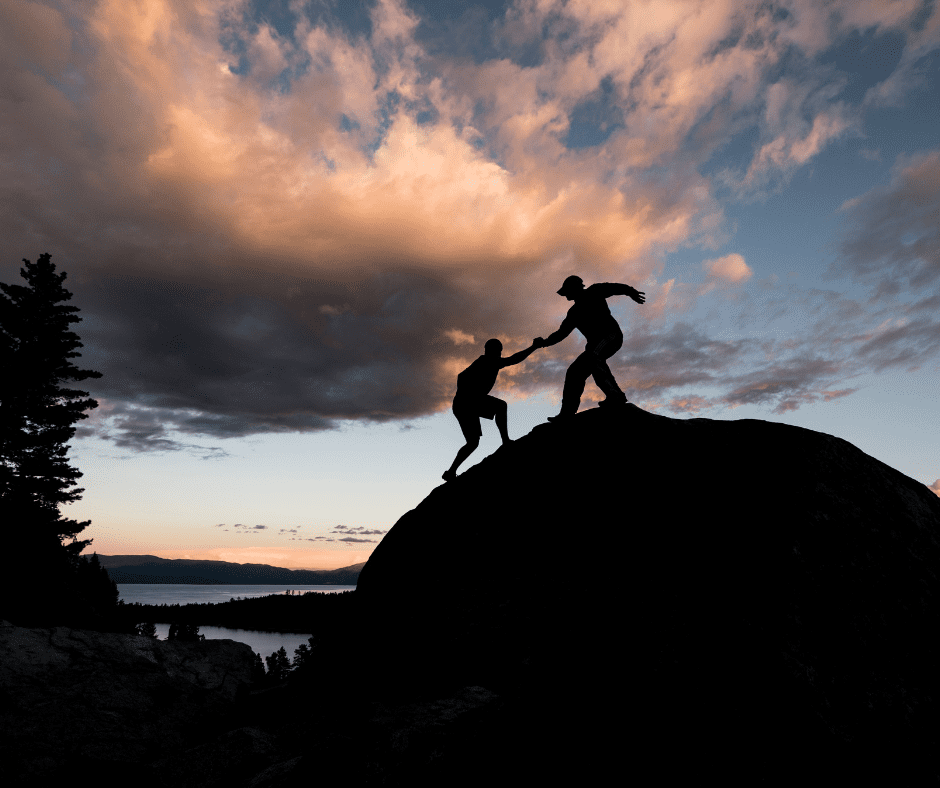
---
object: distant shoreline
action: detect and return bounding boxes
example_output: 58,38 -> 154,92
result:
116,588 -> 356,633
95,554 -> 365,585
112,578 -> 355,584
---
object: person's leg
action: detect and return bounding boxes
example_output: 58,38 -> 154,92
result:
592,358 -> 626,403
590,335 -> 626,404
444,436 -> 480,479
493,398 -> 511,444
444,411 -> 481,480
559,351 -> 594,414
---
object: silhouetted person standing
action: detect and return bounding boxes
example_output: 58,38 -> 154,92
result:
536,275 -> 645,422
443,338 -> 540,481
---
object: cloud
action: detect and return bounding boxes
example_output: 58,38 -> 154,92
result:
228,523 -> 268,532
837,150 -> 940,295
703,253 -> 752,285
929,479 -> 940,497
331,525 -> 388,536
444,328 -> 476,346
3,0 -> 938,447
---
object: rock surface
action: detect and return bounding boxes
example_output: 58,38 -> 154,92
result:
7,405 -> 940,784
0,622 -> 256,784
356,404 -> 940,780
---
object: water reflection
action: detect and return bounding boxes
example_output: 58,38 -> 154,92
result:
153,622 -> 311,659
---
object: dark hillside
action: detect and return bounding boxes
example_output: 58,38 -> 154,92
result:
356,404 -> 940,781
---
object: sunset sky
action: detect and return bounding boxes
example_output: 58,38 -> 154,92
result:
3,0 -> 939,569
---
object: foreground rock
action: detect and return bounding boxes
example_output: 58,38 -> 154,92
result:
0,623 -> 256,784
356,405 -> 940,781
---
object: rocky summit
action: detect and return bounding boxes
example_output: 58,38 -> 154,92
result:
356,404 -> 940,781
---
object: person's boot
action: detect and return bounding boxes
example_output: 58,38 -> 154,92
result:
597,394 -> 628,407
547,406 -> 577,423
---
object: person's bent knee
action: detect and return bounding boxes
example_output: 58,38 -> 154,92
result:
569,354 -> 594,373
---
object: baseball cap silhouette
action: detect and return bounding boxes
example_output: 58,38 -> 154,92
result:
557,275 -> 584,296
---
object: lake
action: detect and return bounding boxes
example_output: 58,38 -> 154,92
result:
117,583 -> 356,659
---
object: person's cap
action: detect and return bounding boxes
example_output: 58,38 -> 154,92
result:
557,275 -> 583,296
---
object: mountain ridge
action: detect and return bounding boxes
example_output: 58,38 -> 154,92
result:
90,554 -> 364,584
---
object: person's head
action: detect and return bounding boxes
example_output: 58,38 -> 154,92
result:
557,275 -> 584,301
484,338 -> 503,357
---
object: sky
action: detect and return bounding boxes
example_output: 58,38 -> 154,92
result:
2,0 -> 939,570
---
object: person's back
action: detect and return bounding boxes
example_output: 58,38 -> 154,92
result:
565,283 -> 624,344
455,354 -> 500,401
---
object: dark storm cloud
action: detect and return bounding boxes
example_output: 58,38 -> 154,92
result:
68,262 -> 480,451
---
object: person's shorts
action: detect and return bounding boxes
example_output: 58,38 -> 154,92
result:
453,394 -> 502,441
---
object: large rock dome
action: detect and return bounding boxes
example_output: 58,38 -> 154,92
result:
356,405 -> 940,781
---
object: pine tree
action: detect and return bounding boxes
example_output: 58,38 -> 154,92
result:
292,635 -> 318,671
74,552 -> 119,615
265,646 -> 292,682
251,652 -> 266,685
167,622 -> 204,641
0,253 -> 102,624
135,621 -> 158,638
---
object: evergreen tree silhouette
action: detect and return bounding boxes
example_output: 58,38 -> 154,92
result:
167,622 -> 204,641
265,646 -> 292,681
251,652 -> 266,685
74,551 -> 119,615
292,635 -> 318,672
135,621 -> 158,638
0,253 -> 102,624
293,640 -> 311,668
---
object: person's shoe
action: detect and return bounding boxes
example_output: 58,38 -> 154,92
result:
598,396 -> 628,407
442,470 -> 457,482
547,412 -> 576,424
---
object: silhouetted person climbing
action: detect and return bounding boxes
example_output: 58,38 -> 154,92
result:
535,275 -> 645,422
443,338 -> 540,481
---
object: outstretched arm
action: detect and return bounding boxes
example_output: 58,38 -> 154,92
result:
501,341 -> 540,367
625,285 -> 645,304
596,282 -> 646,304
538,314 -> 577,348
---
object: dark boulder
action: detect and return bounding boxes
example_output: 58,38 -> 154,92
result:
356,405 -> 940,781
0,622 -> 257,785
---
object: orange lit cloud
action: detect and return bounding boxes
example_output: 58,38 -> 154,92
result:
3,0 -> 938,449
704,254 -> 753,285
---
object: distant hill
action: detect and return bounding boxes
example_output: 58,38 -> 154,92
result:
92,554 -> 364,585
